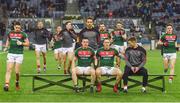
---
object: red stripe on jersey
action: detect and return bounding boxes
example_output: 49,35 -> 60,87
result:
9,33 -> 23,39
113,30 -> 125,36
99,51 -> 114,57
78,51 -> 92,57
100,33 -> 109,38
165,35 -> 176,41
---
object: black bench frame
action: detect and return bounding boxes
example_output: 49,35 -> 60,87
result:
21,74 -> 176,92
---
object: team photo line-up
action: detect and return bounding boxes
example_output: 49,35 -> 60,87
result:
3,17 -> 178,93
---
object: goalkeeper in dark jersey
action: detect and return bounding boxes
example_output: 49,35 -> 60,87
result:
72,38 -> 96,93
79,17 -> 100,50
34,21 -> 51,73
157,23 -> 177,83
61,21 -> 77,74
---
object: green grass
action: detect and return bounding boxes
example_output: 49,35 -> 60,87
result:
0,50 -> 180,102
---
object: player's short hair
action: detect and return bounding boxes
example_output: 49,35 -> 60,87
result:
82,37 -> 89,41
128,37 -> 137,42
14,21 -> 21,26
116,21 -> 123,25
103,38 -> 110,42
166,23 -> 173,27
98,22 -> 105,26
65,21 -> 72,26
86,17 -> 94,22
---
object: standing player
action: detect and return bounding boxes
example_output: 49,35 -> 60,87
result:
111,22 -> 127,58
123,37 -> 148,93
51,26 -> 63,69
61,21 -> 77,74
98,23 -> 112,48
3,22 -> 30,91
79,17 -> 100,51
34,21 -> 51,73
72,38 -> 96,93
96,39 -> 122,93
157,23 -> 177,83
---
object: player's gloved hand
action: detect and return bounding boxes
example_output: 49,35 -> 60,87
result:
17,40 -> 23,46
163,42 -> 169,47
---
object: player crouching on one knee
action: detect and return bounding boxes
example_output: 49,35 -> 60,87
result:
95,38 -> 123,93
72,38 -> 96,93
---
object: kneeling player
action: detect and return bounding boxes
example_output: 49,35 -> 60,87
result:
72,38 -> 96,93
96,39 -> 123,93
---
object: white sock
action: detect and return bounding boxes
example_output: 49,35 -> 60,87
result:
124,86 -> 127,90
142,87 -> 146,90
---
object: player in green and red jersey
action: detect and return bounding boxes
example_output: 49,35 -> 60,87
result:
111,22 -> 127,58
51,26 -> 63,70
158,23 -> 177,83
3,22 -> 30,91
98,23 -> 112,48
72,38 -> 96,93
95,39 -> 123,93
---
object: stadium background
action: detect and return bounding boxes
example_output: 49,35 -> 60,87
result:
0,0 -> 180,102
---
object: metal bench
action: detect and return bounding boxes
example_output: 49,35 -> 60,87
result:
127,74 -> 176,92
21,74 -> 176,92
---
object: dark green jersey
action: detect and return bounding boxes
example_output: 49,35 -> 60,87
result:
8,31 -> 28,54
96,47 -> 118,67
75,47 -> 95,67
160,33 -> 177,53
99,31 -> 111,47
111,29 -> 125,46
53,34 -> 62,49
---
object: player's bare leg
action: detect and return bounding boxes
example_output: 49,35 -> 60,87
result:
35,51 -> 41,73
169,58 -> 176,83
4,62 -> 14,91
15,63 -> 21,90
42,52 -> 47,72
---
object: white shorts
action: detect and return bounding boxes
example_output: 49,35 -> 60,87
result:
34,44 -> 47,53
99,66 -> 116,75
76,66 -> 92,74
7,53 -> 23,64
54,48 -> 63,54
163,53 -> 176,60
113,45 -> 125,53
61,47 -> 74,54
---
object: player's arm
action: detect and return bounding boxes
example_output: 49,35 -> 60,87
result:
22,38 -> 30,47
124,49 -> 133,68
4,37 -> 10,52
138,48 -> 147,69
122,30 -> 127,40
110,32 -> 114,43
115,55 -> 120,68
17,32 -> 30,47
157,34 -> 164,45
72,56 -> 77,69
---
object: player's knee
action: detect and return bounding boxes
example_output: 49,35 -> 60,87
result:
91,69 -> 95,75
6,68 -> 12,73
96,69 -> 101,75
